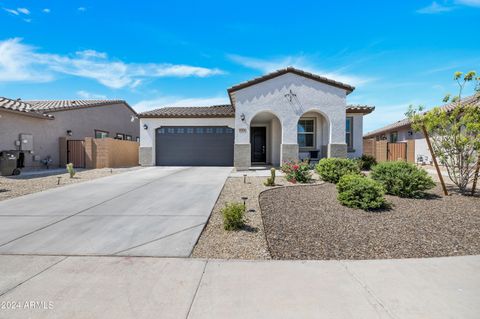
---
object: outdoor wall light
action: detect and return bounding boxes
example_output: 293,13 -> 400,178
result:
143,124 -> 148,130
240,113 -> 246,122
66,130 -> 73,136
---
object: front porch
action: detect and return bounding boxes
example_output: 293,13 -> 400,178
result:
234,109 -> 347,170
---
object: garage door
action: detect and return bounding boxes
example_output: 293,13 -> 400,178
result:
155,126 -> 234,166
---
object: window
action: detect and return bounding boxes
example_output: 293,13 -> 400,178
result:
297,119 -> 315,148
176,128 -> 185,134
195,128 -> 204,134
346,117 -> 353,149
215,128 -> 224,134
126,135 -> 132,141
390,131 -> 398,143
115,133 -> 125,140
187,128 -> 194,134
206,128 -> 213,134
95,130 -> 109,139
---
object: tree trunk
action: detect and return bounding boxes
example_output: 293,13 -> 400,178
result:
422,126 -> 448,196
472,155 -> 480,196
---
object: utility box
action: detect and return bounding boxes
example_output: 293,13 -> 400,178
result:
19,133 -> 33,151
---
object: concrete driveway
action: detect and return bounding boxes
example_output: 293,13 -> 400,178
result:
0,166 -> 231,257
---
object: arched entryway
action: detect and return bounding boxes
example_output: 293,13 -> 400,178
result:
250,111 -> 282,166
297,110 -> 330,162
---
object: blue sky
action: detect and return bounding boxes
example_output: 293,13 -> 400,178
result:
1,0 -> 479,132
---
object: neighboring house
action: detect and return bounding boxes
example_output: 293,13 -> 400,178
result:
0,97 -> 139,169
139,67 -> 374,169
363,94 -> 480,163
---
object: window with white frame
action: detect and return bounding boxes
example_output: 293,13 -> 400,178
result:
298,118 -> 315,148
346,117 -> 353,149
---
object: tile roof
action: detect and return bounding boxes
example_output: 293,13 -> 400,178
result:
227,67 -> 355,96
139,104 -> 374,118
0,97 -> 54,119
364,94 -> 480,138
24,99 -> 130,112
139,105 -> 235,118
346,105 -> 375,114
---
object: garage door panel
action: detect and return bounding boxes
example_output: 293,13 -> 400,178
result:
156,126 -> 234,166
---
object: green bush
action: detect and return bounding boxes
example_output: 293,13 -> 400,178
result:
221,202 -> 246,230
264,168 -> 276,186
315,158 -> 360,183
337,174 -> 387,210
66,163 -> 76,178
371,161 -> 436,198
357,155 -> 377,171
281,160 -> 312,183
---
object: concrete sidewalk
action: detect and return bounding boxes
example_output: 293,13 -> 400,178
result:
0,255 -> 478,319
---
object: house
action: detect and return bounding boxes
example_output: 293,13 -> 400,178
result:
0,97 -> 140,169
138,67 -> 374,169
363,94 -> 480,163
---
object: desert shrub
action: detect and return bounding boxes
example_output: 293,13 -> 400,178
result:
66,163 -> 76,178
371,161 -> 436,198
337,174 -> 387,210
315,158 -> 360,183
221,202 -> 246,230
281,160 -> 312,183
264,168 -> 276,186
357,155 -> 377,171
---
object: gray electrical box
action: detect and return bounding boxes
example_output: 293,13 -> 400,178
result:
19,134 -> 33,151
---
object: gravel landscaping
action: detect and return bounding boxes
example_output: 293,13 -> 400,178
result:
260,183 -> 480,260
0,167 -> 140,201
192,176 -> 277,259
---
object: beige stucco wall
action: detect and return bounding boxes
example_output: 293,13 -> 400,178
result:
0,103 -> 139,168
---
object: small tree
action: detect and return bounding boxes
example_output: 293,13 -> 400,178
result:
406,71 -> 480,194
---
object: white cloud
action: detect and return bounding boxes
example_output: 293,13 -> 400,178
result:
0,38 -> 224,88
3,8 -> 19,15
133,96 -> 230,113
228,54 -> 373,86
17,8 -> 30,15
417,1 -> 454,14
78,7 -> 86,12
42,8 -> 51,13
0,38 -> 52,82
455,0 -> 480,6
77,90 -> 107,99
417,0 -> 480,13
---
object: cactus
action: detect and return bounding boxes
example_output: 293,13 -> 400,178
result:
264,168 -> 276,186
66,163 -> 76,178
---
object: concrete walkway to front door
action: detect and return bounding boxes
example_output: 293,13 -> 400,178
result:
0,166 -> 231,257
0,255 -> 478,318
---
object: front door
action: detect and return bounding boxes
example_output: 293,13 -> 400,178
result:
251,127 -> 266,163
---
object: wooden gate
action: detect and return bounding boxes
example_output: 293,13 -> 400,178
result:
387,142 -> 407,161
67,140 -> 86,168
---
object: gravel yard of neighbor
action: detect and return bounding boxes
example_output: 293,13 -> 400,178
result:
0,167 -> 140,201
260,183 -> 480,260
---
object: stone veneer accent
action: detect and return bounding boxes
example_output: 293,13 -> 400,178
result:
327,143 -> 347,158
139,147 -> 153,166
234,144 -> 251,170
281,144 -> 299,163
